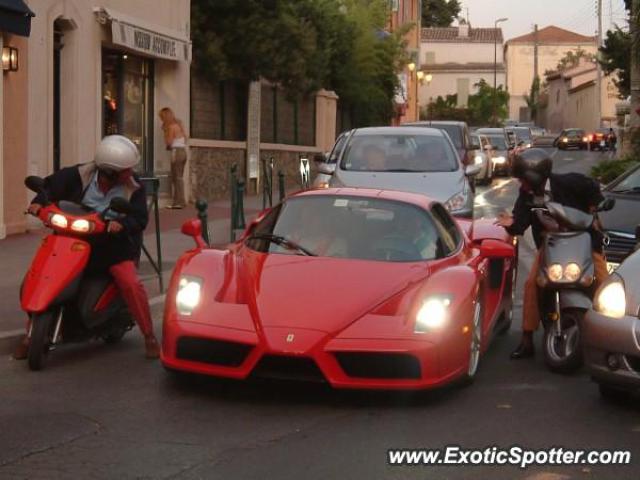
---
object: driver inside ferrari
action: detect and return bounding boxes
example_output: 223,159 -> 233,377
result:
13,135 -> 160,360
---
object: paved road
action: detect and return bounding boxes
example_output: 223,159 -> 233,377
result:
1,149 -> 638,480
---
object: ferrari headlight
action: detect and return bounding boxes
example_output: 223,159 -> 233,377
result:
70,219 -> 95,233
594,276 -> 626,319
474,155 -> 484,165
492,156 -> 506,164
49,213 -> 68,229
176,276 -> 202,316
444,191 -> 467,213
547,263 -> 563,282
415,296 -> 452,332
564,263 -> 581,282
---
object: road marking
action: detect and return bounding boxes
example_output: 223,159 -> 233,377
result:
0,329 -> 25,340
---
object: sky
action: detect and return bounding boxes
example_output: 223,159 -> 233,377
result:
459,0 -> 629,41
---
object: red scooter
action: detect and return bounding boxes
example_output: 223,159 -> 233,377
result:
21,176 -> 134,371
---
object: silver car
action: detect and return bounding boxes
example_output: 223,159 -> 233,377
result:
471,133 -> 493,185
582,244 -> 640,400
318,127 -> 480,218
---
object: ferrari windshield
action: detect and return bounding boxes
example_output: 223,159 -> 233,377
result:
340,134 -> 458,173
246,196 -> 442,262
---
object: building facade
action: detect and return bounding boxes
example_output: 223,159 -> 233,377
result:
544,60 -> 620,132
388,0 -> 421,124
1,0 -> 34,239
505,25 -> 596,122
419,23 -> 505,109
1,0 -> 191,238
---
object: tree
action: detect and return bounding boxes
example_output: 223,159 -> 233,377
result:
524,76 -> 541,123
421,0 -> 461,28
554,48 -> 596,71
600,28 -> 631,98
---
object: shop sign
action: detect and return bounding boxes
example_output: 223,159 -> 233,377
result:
112,21 -> 190,62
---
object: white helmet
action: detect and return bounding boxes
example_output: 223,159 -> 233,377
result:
95,135 -> 140,171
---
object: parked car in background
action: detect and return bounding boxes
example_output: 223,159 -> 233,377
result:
530,126 -> 547,138
598,163 -> 640,272
582,243 -> 640,400
476,127 -> 513,176
555,128 -> 588,150
403,120 -> 479,168
471,133 -> 493,185
324,126 -> 481,218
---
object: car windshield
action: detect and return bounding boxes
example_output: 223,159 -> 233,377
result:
564,129 -> 584,136
431,124 -> 463,148
513,128 -> 532,141
340,134 -> 458,172
246,196 -> 442,262
487,135 -> 508,150
609,166 -> 640,193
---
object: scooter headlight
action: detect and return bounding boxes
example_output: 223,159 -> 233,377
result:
176,276 -> 203,316
70,219 -> 95,233
547,263 -> 563,282
415,296 -> 452,332
49,213 -> 68,229
564,263 -> 582,282
474,155 -> 484,165
594,275 -> 626,319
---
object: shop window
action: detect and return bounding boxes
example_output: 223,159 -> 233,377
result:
102,49 -> 154,173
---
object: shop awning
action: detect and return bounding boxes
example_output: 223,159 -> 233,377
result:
94,7 -> 191,62
0,0 -> 35,37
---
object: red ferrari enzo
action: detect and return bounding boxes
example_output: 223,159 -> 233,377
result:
161,188 -> 516,390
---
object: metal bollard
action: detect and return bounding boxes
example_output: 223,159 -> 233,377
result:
195,199 -> 211,246
278,169 -> 286,202
237,178 -> 246,230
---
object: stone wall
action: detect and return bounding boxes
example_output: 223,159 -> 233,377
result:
189,146 -> 246,201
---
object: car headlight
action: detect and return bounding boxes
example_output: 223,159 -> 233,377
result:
415,296 -> 452,332
562,137 -> 568,143
49,213 -> 68,229
444,191 -> 468,213
564,263 -> 581,282
474,155 -> 484,165
70,219 -> 95,233
594,275 -> 626,318
492,156 -> 506,164
547,263 -> 563,282
316,181 -> 330,189
176,276 -> 203,316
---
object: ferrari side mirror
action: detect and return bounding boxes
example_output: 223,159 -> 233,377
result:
480,238 -> 514,259
181,219 -> 206,249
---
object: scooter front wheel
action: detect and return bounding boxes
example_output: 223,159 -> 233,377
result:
28,311 -> 54,371
542,308 -> 584,374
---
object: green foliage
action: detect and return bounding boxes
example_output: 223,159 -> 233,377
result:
555,48 -> 595,71
524,76 -> 541,123
421,0 -> 461,27
191,0 -> 408,126
422,80 -> 509,126
591,156 -> 640,183
599,27 -> 631,98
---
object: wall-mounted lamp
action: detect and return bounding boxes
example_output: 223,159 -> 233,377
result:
407,62 -> 416,72
2,46 -> 19,72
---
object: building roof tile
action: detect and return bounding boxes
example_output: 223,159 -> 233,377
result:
421,27 -> 503,43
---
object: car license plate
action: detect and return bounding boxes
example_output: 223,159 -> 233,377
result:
600,140 -> 606,147
606,262 -> 620,274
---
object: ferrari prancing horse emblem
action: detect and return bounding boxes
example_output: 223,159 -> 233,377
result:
286,333 -> 295,343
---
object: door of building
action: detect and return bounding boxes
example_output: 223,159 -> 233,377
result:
102,49 -> 154,173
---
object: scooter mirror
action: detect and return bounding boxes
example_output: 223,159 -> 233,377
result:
599,198 -> 616,212
25,176 -> 46,194
109,197 -> 132,214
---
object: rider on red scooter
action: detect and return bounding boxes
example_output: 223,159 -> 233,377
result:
14,135 -> 160,359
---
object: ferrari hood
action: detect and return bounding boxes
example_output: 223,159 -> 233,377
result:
238,251 -> 428,334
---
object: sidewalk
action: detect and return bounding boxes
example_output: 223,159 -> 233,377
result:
0,194 -> 270,347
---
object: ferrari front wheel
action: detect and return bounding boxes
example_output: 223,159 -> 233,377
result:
462,301 -> 482,386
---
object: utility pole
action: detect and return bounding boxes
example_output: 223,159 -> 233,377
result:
532,24 -> 539,123
533,24 -> 539,80
596,0 -> 603,129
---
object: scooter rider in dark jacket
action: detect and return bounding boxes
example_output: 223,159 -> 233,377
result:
495,149 -> 608,359
13,135 -> 160,359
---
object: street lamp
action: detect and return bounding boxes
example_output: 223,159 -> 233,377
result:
493,17 -> 508,125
